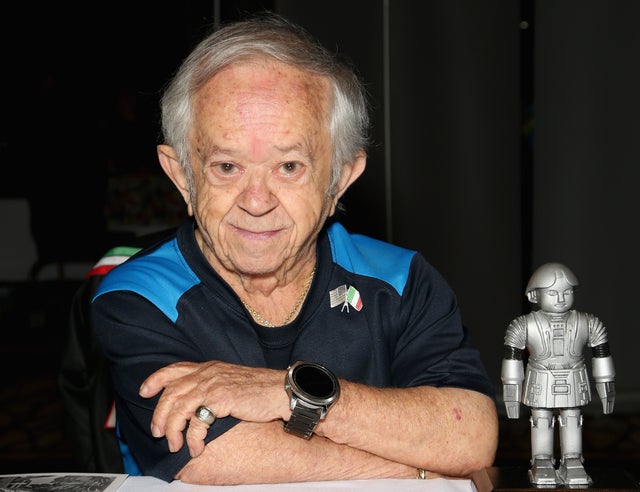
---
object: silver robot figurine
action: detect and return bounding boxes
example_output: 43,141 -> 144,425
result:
501,262 -> 616,487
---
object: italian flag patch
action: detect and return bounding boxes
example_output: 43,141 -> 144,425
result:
346,286 -> 363,311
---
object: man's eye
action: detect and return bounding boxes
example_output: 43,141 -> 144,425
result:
546,290 -> 557,296
215,163 -> 238,174
280,161 -> 300,174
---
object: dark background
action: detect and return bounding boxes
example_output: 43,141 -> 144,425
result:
1,0 -> 638,478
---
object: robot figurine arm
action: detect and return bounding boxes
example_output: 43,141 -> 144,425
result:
592,342 -> 615,414
501,345 -> 524,419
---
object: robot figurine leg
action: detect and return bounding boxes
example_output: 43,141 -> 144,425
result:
528,408 -> 560,486
557,408 -> 593,486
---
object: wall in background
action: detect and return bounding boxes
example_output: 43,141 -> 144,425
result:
383,1 -> 523,389
531,2 -> 640,395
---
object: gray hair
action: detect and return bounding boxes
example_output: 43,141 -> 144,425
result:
160,13 -> 370,194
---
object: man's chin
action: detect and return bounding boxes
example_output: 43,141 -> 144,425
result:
234,256 -> 284,276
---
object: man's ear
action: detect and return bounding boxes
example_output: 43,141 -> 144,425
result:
329,152 -> 367,216
527,290 -> 538,304
157,145 -> 193,215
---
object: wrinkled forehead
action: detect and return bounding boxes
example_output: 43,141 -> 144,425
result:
189,59 -> 333,163
195,58 -> 332,119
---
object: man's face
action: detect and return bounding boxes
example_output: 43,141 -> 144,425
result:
186,60 -> 337,277
537,277 -> 575,313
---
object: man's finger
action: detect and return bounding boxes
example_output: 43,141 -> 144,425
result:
186,417 -> 211,458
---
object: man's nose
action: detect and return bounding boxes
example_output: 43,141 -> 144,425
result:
238,173 -> 278,214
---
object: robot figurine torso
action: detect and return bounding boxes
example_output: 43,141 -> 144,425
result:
505,309 -> 607,409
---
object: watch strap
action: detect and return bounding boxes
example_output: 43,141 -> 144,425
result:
284,403 -> 323,439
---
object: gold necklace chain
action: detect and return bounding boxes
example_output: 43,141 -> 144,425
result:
241,268 -> 316,327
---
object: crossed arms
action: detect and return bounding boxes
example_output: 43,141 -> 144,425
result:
139,360 -> 498,484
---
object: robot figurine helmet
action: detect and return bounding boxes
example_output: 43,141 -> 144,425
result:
525,262 -> 579,297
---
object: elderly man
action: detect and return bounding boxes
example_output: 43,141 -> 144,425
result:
93,13 -> 498,484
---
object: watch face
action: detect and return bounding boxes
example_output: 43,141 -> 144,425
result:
294,364 -> 336,398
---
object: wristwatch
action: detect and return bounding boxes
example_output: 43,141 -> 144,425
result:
284,361 -> 340,438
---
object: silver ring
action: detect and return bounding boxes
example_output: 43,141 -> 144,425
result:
194,405 -> 216,426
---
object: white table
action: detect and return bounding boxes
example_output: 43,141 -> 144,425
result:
119,476 -> 478,492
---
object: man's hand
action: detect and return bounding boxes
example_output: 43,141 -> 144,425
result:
138,361 -> 289,457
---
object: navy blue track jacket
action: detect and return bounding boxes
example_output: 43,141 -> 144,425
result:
92,218 -> 495,481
